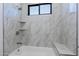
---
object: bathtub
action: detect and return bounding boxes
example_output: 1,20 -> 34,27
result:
9,46 -> 58,56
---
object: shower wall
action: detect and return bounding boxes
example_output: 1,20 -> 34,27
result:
61,13 -> 76,53
4,17 -> 20,55
4,3 -> 77,55
21,3 -> 63,47
0,3 -> 3,56
4,4 -> 21,55
21,3 -> 76,53
62,4 -> 76,53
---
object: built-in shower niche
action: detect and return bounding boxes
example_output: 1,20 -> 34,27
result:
16,20 -> 27,35
16,42 -> 23,53
16,20 -> 27,49
19,20 -> 27,35
19,20 -> 26,27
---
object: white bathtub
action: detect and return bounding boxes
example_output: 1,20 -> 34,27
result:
9,46 -> 58,56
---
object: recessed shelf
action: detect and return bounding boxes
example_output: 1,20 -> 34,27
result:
19,28 -> 27,31
18,7 -> 22,10
19,20 -> 26,24
20,22 -> 26,23
19,21 -> 26,23
16,42 -> 23,44
16,31 -> 20,35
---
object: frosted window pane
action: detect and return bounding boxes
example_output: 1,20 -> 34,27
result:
69,4 -> 76,12
4,4 -> 19,16
40,4 -> 50,14
30,6 -> 39,15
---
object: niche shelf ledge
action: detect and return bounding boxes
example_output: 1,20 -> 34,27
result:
19,28 -> 27,31
19,20 -> 26,23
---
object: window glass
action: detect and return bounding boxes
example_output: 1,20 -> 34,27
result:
69,3 -> 76,12
40,4 -> 51,14
29,6 -> 39,15
4,4 -> 19,17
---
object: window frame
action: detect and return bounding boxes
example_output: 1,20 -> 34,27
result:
28,3 -> 52,16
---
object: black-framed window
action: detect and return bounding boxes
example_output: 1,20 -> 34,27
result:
28,3 -> 52,16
